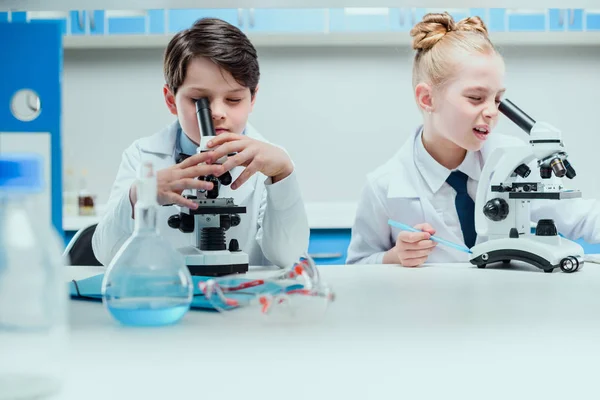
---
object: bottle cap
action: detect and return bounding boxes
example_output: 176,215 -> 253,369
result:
0,153 -> 44,193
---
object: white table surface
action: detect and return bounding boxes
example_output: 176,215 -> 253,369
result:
58,262 -> 600,400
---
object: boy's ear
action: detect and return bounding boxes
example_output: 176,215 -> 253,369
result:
163,84 -> 178,116
415,82 -> 434,114
250,84 -> 259,111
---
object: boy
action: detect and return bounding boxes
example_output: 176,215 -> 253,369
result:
92,18 -> 309,269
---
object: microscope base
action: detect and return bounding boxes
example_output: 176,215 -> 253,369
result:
177,246 -> 249,277
469,235 -> 584,273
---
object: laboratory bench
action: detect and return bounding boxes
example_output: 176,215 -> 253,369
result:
58,262 -> 600,399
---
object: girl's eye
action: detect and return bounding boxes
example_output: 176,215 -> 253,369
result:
227,99 -> 242,103
468,96 -> 482,101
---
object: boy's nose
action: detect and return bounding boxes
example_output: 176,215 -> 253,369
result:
211,102 -> 226,120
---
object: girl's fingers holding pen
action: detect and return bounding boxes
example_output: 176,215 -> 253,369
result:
417,239 -> 437,250
414,223 -> 436,236
399,230 -> 430,244
398,239 -> 436,252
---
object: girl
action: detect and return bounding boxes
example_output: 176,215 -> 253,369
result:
346,12 -> 600,267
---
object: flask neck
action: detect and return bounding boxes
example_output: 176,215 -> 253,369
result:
133,204 -> 158,235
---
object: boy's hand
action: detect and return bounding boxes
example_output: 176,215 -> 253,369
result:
383,223 -> 438,267
205,133 -> 294,190
129,152 -> 225,210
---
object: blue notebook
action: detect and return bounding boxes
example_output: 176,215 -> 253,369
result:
69,274 -> 303,311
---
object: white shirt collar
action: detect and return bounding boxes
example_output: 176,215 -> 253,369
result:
414,127 -> 482,193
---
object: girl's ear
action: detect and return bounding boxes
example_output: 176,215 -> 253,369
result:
415,82 -> 434,114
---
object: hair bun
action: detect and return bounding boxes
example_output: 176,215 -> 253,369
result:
455,16 -> 489,35
410,12 -> 489,51
410,12 -> 456,51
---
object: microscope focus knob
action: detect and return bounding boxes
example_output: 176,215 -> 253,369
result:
535,219 -> 558,236
168,215 -> 181,229
230,214 -> 241,227
483,198 -> 509,222
168,213 -> 194,233
229,239 -> 240,252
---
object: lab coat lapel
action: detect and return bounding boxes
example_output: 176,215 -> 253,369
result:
389,126 -> 465,246
140,121 -> 179,157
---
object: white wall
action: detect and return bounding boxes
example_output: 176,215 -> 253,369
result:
62,44 -> 600,208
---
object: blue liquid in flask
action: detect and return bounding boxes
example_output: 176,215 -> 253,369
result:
107,299 -> 190,327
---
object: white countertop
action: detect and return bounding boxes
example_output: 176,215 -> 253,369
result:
64,201 -> 357,231
56,262 -> 600,400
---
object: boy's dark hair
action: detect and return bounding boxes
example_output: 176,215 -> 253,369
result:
163,18 -> 260,96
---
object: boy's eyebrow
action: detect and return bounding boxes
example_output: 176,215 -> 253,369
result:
188,87 -> 247,94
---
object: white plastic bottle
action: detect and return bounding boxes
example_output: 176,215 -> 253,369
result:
0,153 -> 68,399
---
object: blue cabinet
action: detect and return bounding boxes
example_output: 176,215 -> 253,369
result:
308,229 -> 351,265
69,10 -> 87,35
0,12 -> 8,22
70,10 -> 103,35
17,12 -> 69,35
10,11 -> 26,22
550,9 -> 583,31
88,10 -> 105,35
586,9 -> 600,31
568,9 -> 584,31
549,9 -> 565,31
148,9 -> 165,34
507,9 -> 546,32
245,8 -> 325,32
105,10 -> 146,34
168,9 -> 241,33
389,8 -> 426,32
329,8 -> 390,32
488,8 -> 506,32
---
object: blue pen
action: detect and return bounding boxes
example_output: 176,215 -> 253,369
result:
387,219 -> 473,254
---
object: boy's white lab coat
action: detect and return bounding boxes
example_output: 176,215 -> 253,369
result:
92,121 -> 309,268
347,127 -> 600,265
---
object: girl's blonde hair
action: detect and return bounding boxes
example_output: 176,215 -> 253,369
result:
410,12 -> 497,89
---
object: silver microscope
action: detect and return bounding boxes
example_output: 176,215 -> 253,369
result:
167,98 -> 249,276
469,99 -> 584,273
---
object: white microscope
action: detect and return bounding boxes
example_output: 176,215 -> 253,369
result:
469,99 -> 584,273
167,98 -> 249,277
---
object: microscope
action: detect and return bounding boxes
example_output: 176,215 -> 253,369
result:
167,98 -> 249,277
469,99 -> 584,273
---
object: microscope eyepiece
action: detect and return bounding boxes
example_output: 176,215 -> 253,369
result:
498,99 -> 536,134
195,97 -> 216,138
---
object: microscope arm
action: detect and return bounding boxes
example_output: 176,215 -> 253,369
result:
474,146 -> 535,236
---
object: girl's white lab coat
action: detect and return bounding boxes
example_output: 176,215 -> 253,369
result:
347,127 -> 600,265
92,120 -> 310,268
